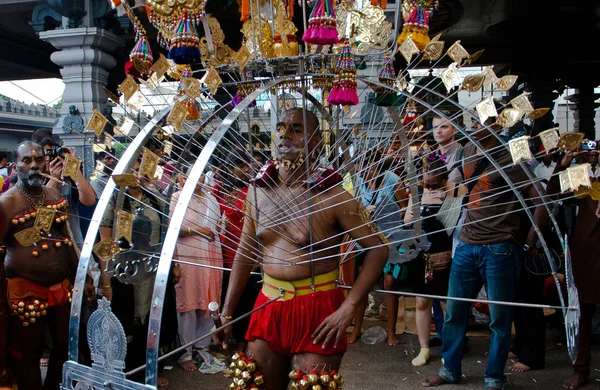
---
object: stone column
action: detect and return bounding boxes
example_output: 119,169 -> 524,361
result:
40,27 -> 124,177
565,87 -> 600,140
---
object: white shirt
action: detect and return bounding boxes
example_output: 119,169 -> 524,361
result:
534,162 -> 556,188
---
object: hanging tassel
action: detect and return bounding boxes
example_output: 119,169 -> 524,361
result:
302,0 -> 338,46
327,42 -> 358,106
122,3 -> 153,80
168,11 -> 201,64
396,0 -> 439,50
375,52 -> 398,106
240,0 -> 250,21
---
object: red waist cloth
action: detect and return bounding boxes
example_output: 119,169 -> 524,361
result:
7,277 -> 70,307
245,288 -> 347,357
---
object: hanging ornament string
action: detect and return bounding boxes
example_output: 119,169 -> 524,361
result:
124,3 -> 154,80
397,0 -> 439,50
168,11 -> 202,64
327,40 -> 359,106
302,0 -> 338,46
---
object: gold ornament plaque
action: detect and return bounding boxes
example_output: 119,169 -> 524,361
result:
510,92 -> 534,114
526,108 -> 550,120
118,75 -> 139,101
140,148 -> 160,181
163,140 -> 173,156
115,210 -> 134,243
461,74 -> 485,93
86,108 -> 109,138
104,134 -> 115,147
234,46 -> 251,70
127,91 -> 145,111
508,136 -> 532,164
465,49 -> 485,65
560,163 -> 592,193
150,54 -> 170,80
446,40 -> 469,66
495,75 -> 518,91
167,101 -> 188,132
398,36 -> 420,63
200,67 -> 222,96
62,154 -> 81,181
557,132 -> 584,152
133,58 -> 150,76
154,165 -> 164,181
103,87 -> 120,104
440,63 -> 462,92
422,40 -> 445,61
395,73 -> 408,91
34,207 -> 56,233
93,237 -> 122,262
481,66 -> 498,88
495,108 -> 523,128
112,174 -> 139,188
539,127 -> 560,151
117,118 -> 135,136
183,77 -> 201,99
14,227 -> 42,247
476,96 -> 498,124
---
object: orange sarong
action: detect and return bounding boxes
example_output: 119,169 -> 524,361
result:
7,278 -> 70,308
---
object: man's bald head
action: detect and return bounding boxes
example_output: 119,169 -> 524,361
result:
281,108 -> 320,134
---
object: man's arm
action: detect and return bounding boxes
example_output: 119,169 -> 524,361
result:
74,169 -> 96,206
312,187 -> 389,349
0,194 -> 15,242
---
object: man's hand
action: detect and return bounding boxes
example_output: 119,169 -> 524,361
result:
102,285 -> 113,301
84,282 -> 96,302
213,316 -> 233,350
197,226 -> 215,241
311,301 -> 355,349
49,157 -> 63,179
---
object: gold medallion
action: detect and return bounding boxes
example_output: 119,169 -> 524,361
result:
93,237 -> 122,262
62,154 -> 81,181
14,227 -> 42,247
167,101 -> 188,132
34,207 -> 56,233
86,109 -> 109,138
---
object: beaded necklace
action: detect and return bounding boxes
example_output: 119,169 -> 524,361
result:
16,183 -> 46,211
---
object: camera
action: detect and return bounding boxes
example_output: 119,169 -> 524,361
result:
43,146 -> 70,159
581,140 -> 598,151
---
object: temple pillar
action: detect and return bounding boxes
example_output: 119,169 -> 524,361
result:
565,86 -> 600,140
39,27 -> 124,176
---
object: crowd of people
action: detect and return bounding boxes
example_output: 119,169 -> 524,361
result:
0,108 -> 598,390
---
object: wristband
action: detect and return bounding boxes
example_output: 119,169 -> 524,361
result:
220,314 -> 233,321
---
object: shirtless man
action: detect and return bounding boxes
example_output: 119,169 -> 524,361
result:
217,108 -> 389,389
0,141 -> 79,389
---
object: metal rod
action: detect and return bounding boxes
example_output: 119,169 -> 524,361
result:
128,293 -> 282,377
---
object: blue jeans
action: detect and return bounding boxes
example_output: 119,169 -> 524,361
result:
439,239 -> 521,389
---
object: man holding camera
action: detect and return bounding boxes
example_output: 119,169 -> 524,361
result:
40,138 -> 96,250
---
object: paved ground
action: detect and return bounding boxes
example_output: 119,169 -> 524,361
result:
161,320 -> 600,390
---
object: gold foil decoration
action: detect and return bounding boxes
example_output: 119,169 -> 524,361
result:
115,210 -> 134,243
94,160 -> 105,177
539,127 -> 560,151
112,174 -> 139,188
183,77 -> 201,99
461,73 -> 485,93
86,109 -> 109,138
446,40 -> 469,66
495,75 -> 518,91
439,63 -> 462,92
154,165 -> 164,181
272,0 -> 299,57
508,136 -> 532,164
335,2 -> 392,55
560,163 -> 592,193
526,108 -> 550,120
150,54 -> 169,80
481,66 -> 498,89
395,72 -> 408,91
14,227 -> 42,247
118,75 -> 139,101
140,148 -> 160,181
589,182 -> 600,201
465,48 -> 485,65
103,87 -> 120,104
510,92 -> 534,114
167,101 -> 187,132
234,46 -> 251,70
104,134 -> 115,148
200,67 -> 222,96
495,108 -> 523,128
398,36 -> 420,63
163,140 -> 173,156
557,132 -> 584,152
199,14 -> 234,66
117,118 -> 135,136
34,207 -> 56,233
127,91 -> 145,111
476,96 -> 498,124
62,154 -> 81,181
93,238 -> 122,262
422,40 -> 445,61
132,58 -> 150,76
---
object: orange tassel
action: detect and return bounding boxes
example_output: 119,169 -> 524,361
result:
381,0 -> 387,9
240,0 -> 250,22
372,0 -> 377,5
287,0 -> 293,19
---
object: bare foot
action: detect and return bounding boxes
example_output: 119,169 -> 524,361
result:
388,334 -> 400,346
508,351 -> 517,359
179,360 -> 197,372
158,376 -> 169,388
348,329 -> 362,344
563,373 -> 586,390
508,362 -> 531,373
423,375 -> 446,387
